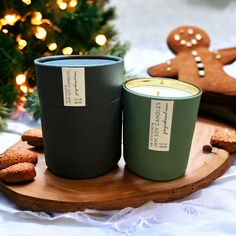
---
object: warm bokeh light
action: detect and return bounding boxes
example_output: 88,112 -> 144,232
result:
16,74 -> 26,85
87,0 -> 94,4
95,34 -> 107,46
2,29 -> 8,34
5,14 -> 20,26
22,0 -> 31,5
57,0 -> 67,10
0,18 -> 7,26
18,39 -> 27,50
34,26 -> 47,40
31,12 -> 43,25
27,88 -> 34,93
69,0 -> 78,7
20,85 -> 28,94
48,42 -> 57,51
62,47 -> 73,55
16,34 -> 21,42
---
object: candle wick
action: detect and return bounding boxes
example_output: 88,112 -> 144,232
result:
156,91 -> 160,96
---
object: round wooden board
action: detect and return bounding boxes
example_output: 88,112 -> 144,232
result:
0,117 -> 233,212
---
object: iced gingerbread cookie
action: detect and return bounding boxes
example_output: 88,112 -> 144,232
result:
147,25 -> 236,123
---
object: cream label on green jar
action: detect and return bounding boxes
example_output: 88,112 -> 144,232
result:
62,67 -> 86,107
148,100 -> 174,151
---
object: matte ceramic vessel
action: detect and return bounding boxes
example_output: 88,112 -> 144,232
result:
123,78 -> 202,181
35,55 -> 124,179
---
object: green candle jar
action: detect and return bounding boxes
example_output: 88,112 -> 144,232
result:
123,78 -> 202,181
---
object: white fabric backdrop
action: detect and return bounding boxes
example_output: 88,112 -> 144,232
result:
1,1 -> 236,235
110,0 -> 236,76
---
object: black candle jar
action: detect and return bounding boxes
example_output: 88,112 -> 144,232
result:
34,55 -> 124,179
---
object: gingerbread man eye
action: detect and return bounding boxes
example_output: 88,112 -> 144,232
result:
180,39 -> 186,45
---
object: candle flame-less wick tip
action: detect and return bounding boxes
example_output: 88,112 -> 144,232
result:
156,91 -> 160,96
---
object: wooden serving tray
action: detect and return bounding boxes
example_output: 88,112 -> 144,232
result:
0,117 -> 233,212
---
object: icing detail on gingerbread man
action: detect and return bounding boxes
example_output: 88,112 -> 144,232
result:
147,25 -> 236,96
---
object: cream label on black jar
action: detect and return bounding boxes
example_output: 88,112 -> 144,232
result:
62,67 -> 86,106
148,100 -> 174,151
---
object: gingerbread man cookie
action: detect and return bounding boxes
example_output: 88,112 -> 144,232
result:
147,25 -> 236,96
147,26 -> 236,124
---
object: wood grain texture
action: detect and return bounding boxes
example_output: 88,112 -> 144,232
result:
0,117 -> 233,212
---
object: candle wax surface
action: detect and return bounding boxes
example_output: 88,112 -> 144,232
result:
130,85 -> 193,97
43,59 -> 116,67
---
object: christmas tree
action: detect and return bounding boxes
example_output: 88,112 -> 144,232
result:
0,0 -> 128,123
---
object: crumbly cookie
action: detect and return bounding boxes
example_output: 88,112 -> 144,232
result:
21,128 -> 43,147
0,162 -> 36,183
210,129 -> 236,153
0,149 -> 38,170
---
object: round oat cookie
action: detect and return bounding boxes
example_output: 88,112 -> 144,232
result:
210,129 -> 236,153
21,128 -> 43,147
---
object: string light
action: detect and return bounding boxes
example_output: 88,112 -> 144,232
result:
69,0 -> 78,7
20,85 -> 28,94
47,42 -> 57,51
16,34 -> 21,42
62,47 -> 73,55
16,74 -> 26,85
27,88 -> 34,93
16,34 -> 27,50
87,0 -> 94,4
18,39 -> 27,50
22,0 -> 31,5
95,34 -> 107,46
31,12 -> 42,25
34,26 -> 47,40
57,0 -> 67,10
2,29 -> 8,34
0,18 -> 7,26
30,12 -> 51,26
5,14 -> 20,26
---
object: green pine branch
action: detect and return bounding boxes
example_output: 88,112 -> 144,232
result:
24,92 -> 40,120
0,0 -> 129,120
0,104 -> 10,132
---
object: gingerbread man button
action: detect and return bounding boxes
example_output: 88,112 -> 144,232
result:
147,25 -> 236,96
